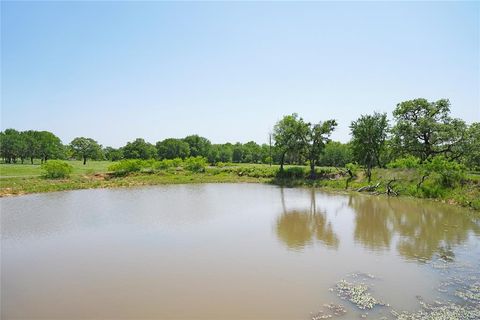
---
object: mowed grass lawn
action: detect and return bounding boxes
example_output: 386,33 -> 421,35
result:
0,161 -> 114,178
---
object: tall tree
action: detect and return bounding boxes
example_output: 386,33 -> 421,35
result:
304,120 -> 337,178
104,147 -> 123,161
183,135 -> 211,158
23,130 -> 41,164
391,98 -> 467,161
37,131 -> 64,162
0,129 -> 21,163
122,138 -> 156,159
156,138 -> 190,159
70,137 -> 103,165
273,114 -> 308,172
350,112 -> 389,182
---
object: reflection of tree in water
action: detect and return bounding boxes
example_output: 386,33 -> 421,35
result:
349,195 -> 480,261
276,188 -> 339,250
348,196 -> 393,251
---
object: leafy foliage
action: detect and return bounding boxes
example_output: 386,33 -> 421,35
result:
108,159 -> 144,176
391,98 -> 467,161
122,138 -> 156,160
70,137 -> 103,164
183,156 -> 208,172
41,160 -> 73,179
156,138 -> 190,160
387,155 -> 421,169
350,112 -> 388,182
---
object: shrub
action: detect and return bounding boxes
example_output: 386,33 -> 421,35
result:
387,156 -> 421,169
423,157 -> 466,188
184,156 -> 207,172
41,160 -> 73,179
277,166 -> 306,179
233,166 -> 278,178
108,159 -> 143,176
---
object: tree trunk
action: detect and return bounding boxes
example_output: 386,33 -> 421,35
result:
83,156 -> 87,165
366,164 -> 372,183
280,152 -> 286,172
31,157 -> 34,164
309,159 -> 315,179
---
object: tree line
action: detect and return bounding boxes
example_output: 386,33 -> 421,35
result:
1,98 -> 479,174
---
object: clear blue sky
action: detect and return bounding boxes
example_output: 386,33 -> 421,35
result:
1,1 -> 479,147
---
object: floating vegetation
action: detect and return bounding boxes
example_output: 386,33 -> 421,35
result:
310,303 -> 346,320
455,282 -> 480,304
394,302 -> 480,320
334,279 -> 382,310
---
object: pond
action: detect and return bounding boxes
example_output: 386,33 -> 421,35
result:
1,184 -> 479,319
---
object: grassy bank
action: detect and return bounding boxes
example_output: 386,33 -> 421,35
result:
1,161 -> 479,211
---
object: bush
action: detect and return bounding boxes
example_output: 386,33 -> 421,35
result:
108,159 -> 143,176
156,158 -> 182,170
277,166 -> 306,179
184,156 -> 207,173
387,156 -> 421,169
232,166 -> 278,178
423,157 -> 466,188
41,160 -> 73,179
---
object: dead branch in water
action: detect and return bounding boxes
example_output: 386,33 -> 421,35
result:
357,182 -> 380,192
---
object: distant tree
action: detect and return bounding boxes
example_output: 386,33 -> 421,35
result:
23,130 -> 41,164
218,144 -> 233,162
461,122 -> 480,170
243,141 -> 262,163
303,120 -> 337,178
156,138 -> 190,159
232,143 -> 243,163
350,112 -> 389,182
70,137 -> 103,165
319,141 -> 353,167
102,147 -> 123,161
122,138 -> 156,159
391,98 -> 467,161
183,135 -> 211,158
103,147 -> 123,161
0,129 -> 22,163
273,114 -> 308,171
37,131 -> 64,162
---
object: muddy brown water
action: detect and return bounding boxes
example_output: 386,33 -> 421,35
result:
1,184 -> 479,319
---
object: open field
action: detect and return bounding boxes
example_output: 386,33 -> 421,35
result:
0,161 -> 113,178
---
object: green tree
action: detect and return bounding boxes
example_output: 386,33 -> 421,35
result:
232,143 -> 243,163
23,130 -> 41,164
303,120 -> 337,178
350,112 -> 389,182
319,141 -> 353,167
243,141 -> 262,163
218,144 -> 233,162
183,135 -> 211,157
156,138 -> 190,160
273,114 -> 307,172
103,147 -> 123,161
70,137 -> 103,165
37,131 -> 64,162
122,138 -> 156,159
0,129 -> 22,163
391,98 -> 467,161
461,122 -> 480,170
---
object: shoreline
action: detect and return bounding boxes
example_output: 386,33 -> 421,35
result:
1,171 -> 479,213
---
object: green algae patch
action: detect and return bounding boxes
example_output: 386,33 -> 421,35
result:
334,279 -> 383,310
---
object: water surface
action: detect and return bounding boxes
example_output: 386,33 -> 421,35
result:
1,184 -> 479,319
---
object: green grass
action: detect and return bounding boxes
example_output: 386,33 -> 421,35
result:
0,161 -> 113,178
